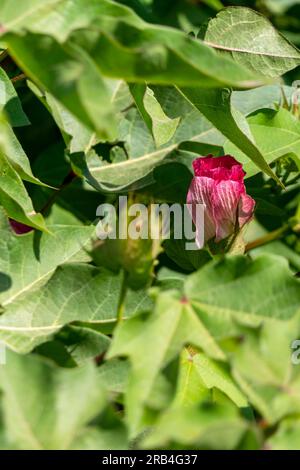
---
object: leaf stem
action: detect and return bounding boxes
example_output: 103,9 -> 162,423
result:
117,270 -> 128,324
245,225 -> 289,253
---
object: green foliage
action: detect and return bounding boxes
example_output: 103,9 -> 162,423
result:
0,0 -> 299,450
204,7 -> 300,77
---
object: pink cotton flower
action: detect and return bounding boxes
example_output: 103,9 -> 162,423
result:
187,155 -> 255,249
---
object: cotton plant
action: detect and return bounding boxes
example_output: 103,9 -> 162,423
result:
0,0 -> 298,451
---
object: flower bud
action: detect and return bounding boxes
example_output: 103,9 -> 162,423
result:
187,155 -> 255,249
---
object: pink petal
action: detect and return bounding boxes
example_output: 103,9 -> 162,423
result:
193,155 -> 245,182
212,180 -> 243,242
238,193 -> 255,228
187,177 -> 216,247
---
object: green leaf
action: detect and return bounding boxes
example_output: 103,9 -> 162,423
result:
85,86 -> 224,191
34,340 -> 77,368
231,318 -> 300,425
97,359 -> 130,395
245,220 -> 300,272
143,162 -> 194,204
174,349 -> 247,408
156,268 -> 186,292
1,0 -> 264,88
130,84 -> 180,147
0,263 -> 151,353
108,291 -> 225,436
31,79 -> 131,156
0,350 -> 106,449
203,0 -> 223,10
109,254 -> 300,436
0,148 -> 47,231
185,254 -> 300,332
173,349 -> 212,407
225,108 -> 300,178
263,0 -> 300,15
163,237 -> 212,272
0,214 -> 95,307
55,325 -> 111,366
268,419 -> 300,450
5,33 -> 119,141
142,402 -> 259,450
70,423 -> 128,450
0,1 -> 265,157
0,0 -> 61,31
179,87 -> 283,185
232,85 -> 294,116
204,7 -> 300,77
0,68 -> 29,127
30,142 -> 70,187
0,112 -> 49,186
28,81 -> 96,155
0,0 -> 143,41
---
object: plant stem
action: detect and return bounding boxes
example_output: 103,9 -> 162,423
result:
206,244 -> 214,258
11,73 -> 26,83
0,50 -> 8,63
40,171 -> 77,215
117,270 -> 128,324
280,86 -> 289,110
245,225 -> 289,253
